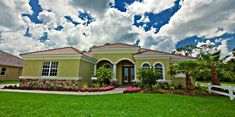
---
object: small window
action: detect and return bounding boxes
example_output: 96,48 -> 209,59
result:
141,63 -> 150,68
42,61 -> 58,76
155,63 -> 164,79
0,68 -> 6,76
103,63 -> 112,70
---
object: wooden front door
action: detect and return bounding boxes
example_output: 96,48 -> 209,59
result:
123,66 -> 134,84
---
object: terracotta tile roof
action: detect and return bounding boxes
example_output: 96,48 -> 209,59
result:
83,51 -> 93,57
135,48 -> 196,59
91,43 -> 140,49
20,47 -> 83,56
0,50 -> 23,67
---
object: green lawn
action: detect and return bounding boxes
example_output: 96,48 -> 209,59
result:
197,81 -> 235,87
0,92 -> 234,117
0,80 -> 19,84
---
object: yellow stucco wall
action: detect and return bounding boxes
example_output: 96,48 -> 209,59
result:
22,59 -> 80,77
0,65 -> 22,80
92,53 -> 135,63
135,59 -> 171,80
79,60 -> 94,84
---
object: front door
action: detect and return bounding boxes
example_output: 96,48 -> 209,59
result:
123,67 -> 134,84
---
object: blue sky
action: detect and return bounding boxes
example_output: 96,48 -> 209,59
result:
0,0 -> 234,55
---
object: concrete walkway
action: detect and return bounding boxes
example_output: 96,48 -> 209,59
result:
0,84 -> 127,95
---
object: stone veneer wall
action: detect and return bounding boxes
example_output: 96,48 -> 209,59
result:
20,79 -> 81,90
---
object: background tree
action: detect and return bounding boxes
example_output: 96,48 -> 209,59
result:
198,51 -> 222,85
96,67 -> 112,87
138,67 -> 160,89
169,60 -> 197,90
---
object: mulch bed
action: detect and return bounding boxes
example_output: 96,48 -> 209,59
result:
142,89 -> 218,96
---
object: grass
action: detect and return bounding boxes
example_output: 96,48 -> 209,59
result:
0,92 -> 234,117
0,80 -> 19,84
197,81 -> 235,87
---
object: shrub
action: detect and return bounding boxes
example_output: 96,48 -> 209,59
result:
82,83 -> 88,88
96,67 -> 113,87
138,67 -> 160,89
177,83 -> 183,89
169,85 -> 175,90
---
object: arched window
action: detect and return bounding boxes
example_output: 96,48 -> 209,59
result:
154,63 -> 164,79
103,63 -> 112,70
141,63 -> 150,68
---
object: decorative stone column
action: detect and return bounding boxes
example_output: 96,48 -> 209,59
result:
113,63 -> 117,81
133,65 -> 140,82
93,64 -> 97,76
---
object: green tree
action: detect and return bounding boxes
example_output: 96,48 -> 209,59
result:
96,67 -> 113,87
198,51 -> 223,85
169,60 -> 197,90
138,67 -> 160,89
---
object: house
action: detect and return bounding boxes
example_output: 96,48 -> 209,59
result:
0,50 -> 23,81
19,43 -> 194,89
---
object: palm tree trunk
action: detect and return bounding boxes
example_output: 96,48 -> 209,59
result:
211,68 -> 220,85
185,73 -> 195,90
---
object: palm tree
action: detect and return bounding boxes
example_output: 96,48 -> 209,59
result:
198,51 -> 222,85
169,60 -> 197,90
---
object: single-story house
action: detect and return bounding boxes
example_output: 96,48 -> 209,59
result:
0,50 -> 23,81
19,43 -> 194,89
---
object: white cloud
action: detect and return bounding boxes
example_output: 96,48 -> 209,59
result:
0,0 -> 234,57
0,0 -> 30,31
126,0 -> 175,15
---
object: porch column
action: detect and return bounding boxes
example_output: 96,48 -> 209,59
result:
113,63 -> 117,80
93,64 -> 96,76
134,65 -> 137,80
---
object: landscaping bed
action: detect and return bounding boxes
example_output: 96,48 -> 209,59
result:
2,84 -> 118,92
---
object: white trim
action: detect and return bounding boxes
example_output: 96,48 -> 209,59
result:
91,48 -> 139,53
115,58 -> 135,64
153,62 -> 165,80
19,76 -> 82,80
141,62 -> 151,68
134,55 -> 170,59
175,73 -> 186,78
157,79 -> 172,83
96,58 -> 113,64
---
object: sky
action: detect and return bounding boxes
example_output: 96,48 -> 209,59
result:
0,0 -> 234,56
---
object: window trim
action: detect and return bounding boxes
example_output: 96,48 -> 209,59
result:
41,61 -> 58,77
141,62 -> 151,68
153,62 -> 165,80
0,67 -> 6,76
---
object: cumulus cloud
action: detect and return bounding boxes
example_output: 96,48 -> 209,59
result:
126,0 -> 175,15
0,0 -> 30,31
0,0 -> 234,57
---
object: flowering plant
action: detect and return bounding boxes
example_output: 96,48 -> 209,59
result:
79,85 -> 117,92
123,86 -> 142,93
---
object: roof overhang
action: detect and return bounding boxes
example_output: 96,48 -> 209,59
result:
133,54 -> 171,59
21,54 -> 97,64
91,47 -> 140,54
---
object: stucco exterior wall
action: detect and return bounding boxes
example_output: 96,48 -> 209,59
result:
0,65 -> 21,80
22,59 -> 80,77
135,59 -> 171,80
79,60 -> 94,84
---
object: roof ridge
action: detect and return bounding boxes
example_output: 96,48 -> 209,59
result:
91,43 -> 140,49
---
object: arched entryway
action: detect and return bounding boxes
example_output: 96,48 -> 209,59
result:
116,59 -> 135,84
